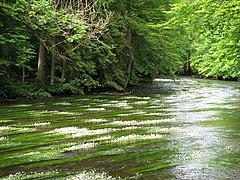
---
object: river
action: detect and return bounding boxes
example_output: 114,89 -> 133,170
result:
0,77 -> 239,179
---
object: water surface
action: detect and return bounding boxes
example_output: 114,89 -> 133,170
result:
0,77 -> 239,179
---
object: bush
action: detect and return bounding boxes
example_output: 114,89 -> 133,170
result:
0,83 -> 51,99
49,78 -> 84,95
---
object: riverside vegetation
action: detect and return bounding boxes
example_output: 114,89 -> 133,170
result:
0,0 -> 239,98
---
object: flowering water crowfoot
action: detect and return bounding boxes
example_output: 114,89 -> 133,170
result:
65,142 -> 96,151
2,170 -> 60,179
53,127 -> 117,137
28,110 -> 82,116
89,119 -> 108,123
111,134 -> 163,144
133,101 -> 148,105
0,136 -> 7,141
86,108 -> 106,111
67,170 -> 122,180
54,102 -> 72,105
124,96 -> 150,100
105,119 -> 173,127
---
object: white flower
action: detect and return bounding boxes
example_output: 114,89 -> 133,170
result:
89,119 -> 108,123
54,102 -> 71,105
65,143 -> 95,151
53,127 -> 116,137
112,134 -> 163,143
86,108 -> 105,111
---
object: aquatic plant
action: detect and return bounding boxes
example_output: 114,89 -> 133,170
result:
117,111 -> 147,117
2,170 -> 123,180
67,170 -> 122,180
0,126 -> 36,136
111,134 -> 163,144
53,127 -> 117,137
23,122 -> 51,127
0,78 -> 239,179
99,101 -> 133,109
28,110 -> 82,116
1,170 -> 60,180
64,142 -> 96,151
88,119 -> 109,123
133,101 -> 148,105
0,136 -> 7,141
54,102 -> 72,106
86,108 -> 106,111
124,96 -> 150,100
105,119 -> 173,127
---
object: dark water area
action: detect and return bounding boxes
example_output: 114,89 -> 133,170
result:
0,77 -> 239,179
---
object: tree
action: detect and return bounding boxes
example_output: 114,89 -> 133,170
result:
171,0 -> 240,80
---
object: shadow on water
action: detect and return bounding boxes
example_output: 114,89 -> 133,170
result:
0,77 -> 239,179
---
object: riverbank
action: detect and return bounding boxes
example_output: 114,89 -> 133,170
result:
1,75 -> 239,102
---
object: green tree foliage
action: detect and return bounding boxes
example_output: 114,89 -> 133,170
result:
1,0 -> 185,98
0,0 -> 112,97
104,0 -> 185,89
172,0 -> 240,79
3,0 -> 238,98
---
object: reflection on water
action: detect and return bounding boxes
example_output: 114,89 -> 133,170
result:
142,78 -> 240,180
0,77 -> 239,179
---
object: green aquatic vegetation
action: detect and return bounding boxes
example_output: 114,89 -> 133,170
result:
110,134 -> 164,144
0,126 -> 36,136
0,78 -> 239,179
0,136 -> 7,141
133,101 -> 149,105
67,170 -> 123,180
52,127 -> 118,138
0,170 -> 62,180
11,104 -> 33,108
104,119 -> 174,127
64,142 -> 96,152
147,127 -> 182,134
0,143 -> 73,168
0,138 -> 23,150
111,148 -> 174,164
0,120 -> 14,123
98,101 -> 133,110
86,108 -> 106,111
27,110 -> 83,117
212,153 -> 240,168
129,161 -> 175,174
88,119 -> 109,123
21,122 -> 51,128
117,110 -> 147,117
53,102 -> 72,106
93,141 -> 160,158
1,170 -> 123,180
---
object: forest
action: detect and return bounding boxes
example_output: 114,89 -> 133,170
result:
0,0 -> 239,99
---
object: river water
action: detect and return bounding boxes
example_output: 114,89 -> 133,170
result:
0,77 -> 239,179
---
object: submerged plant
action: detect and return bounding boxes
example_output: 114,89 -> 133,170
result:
111,134 -> 163,144
1,170 -> 123,180
67,170 -> 122,180
64,143 -> 96,152
53,127 -> 117,137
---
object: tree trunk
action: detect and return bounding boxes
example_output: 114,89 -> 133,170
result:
51,38 -> 57,85
69,60 -> 76,81
151,67 -> 158,82
124,29 -> 134,91
37,32 -> 46,83
61,56 -> 66,81
22,67 -> 25,82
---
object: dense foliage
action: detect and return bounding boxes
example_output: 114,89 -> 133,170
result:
0,0 -> 239,98
171,0 -> 240,79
